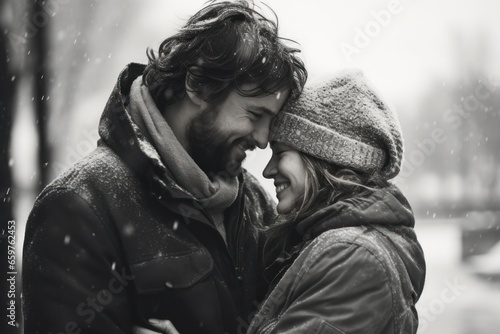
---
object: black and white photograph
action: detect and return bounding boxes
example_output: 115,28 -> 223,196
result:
1,0 -> 500,333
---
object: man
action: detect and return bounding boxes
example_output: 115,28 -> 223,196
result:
22,1 -> 307,333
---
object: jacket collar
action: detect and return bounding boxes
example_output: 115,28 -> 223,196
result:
97,63 -> 246,213
296,185 -> 415,241
98,63 -> 163,185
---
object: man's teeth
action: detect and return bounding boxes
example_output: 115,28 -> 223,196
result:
276,184 -> 289,193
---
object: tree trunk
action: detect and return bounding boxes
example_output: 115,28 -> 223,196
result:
32,0 -> 51,192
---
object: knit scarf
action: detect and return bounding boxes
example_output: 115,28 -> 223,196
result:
128,77 -> 239,236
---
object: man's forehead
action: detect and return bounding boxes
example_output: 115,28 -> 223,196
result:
239,89 -> 290,114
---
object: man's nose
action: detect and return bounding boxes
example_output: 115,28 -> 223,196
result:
252,122 -> 270,149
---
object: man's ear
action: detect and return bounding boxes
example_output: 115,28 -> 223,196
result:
185,72 -> 204,107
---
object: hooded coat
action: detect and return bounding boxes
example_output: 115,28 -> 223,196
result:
247,186 -> 426,334
22,64 -> 275,334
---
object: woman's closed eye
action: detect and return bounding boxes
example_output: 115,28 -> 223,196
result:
270,142 -> 294,159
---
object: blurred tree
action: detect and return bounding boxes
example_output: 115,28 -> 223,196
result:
30,0 -> 51,192
405,31 -> 500,262
409,31 -> 500,217
43,1 -> 122,180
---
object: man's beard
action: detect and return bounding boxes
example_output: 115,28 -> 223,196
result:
186,105 -> 254,177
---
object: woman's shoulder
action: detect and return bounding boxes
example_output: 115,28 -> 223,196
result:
298,225 -> 420,275
303,226 -> 380,257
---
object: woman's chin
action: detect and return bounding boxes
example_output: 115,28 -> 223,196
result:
276,201 -> 293,215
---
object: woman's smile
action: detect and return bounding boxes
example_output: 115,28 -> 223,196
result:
264,142 -> 307,214
275,183 -> 290,195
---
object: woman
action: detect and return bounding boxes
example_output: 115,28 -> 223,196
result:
140,70 -> 426,334
246,69 -> 426,334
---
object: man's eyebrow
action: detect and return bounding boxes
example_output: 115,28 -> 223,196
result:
247,105 -> 278,116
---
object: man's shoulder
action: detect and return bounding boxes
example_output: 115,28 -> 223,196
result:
40,145 -> 138,203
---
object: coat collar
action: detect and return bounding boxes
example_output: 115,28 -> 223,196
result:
264,185 -> 416,286
97,63 -> 246,217
296,185 -> 415,241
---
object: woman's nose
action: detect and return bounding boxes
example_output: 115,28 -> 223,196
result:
263,156 -> 277,179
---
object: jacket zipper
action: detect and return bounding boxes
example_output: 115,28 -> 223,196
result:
184,203 -> 241,283
153,175 -> 245,283
234,194 -> 245,282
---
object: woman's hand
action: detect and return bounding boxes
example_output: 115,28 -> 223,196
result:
132,319 -> 180,334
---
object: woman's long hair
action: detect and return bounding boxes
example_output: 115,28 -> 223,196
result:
262,152 -> 389,270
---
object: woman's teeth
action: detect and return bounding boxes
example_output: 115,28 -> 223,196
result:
276,184 -> 289,194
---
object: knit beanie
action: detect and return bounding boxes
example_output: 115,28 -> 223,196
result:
269,69 -> 403,179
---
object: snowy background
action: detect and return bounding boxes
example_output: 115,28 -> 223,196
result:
2,0 -> 500,333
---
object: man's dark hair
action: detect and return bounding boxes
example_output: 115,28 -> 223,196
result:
143,0 -> 307,110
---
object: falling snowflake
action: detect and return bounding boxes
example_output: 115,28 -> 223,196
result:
165,281 -> 173,288
173,221 -> 179,231
64,235 -> 71,245
123,224 -> 135,236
